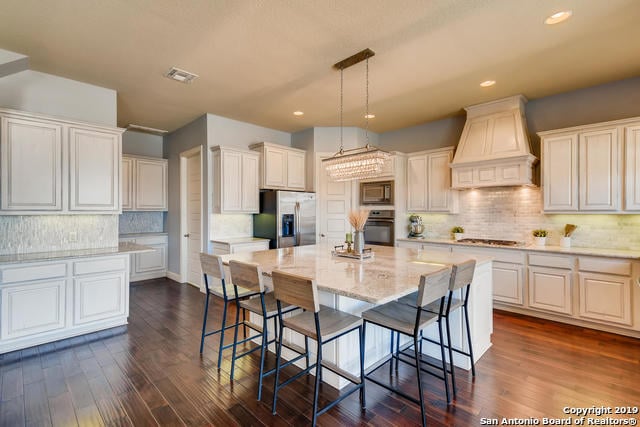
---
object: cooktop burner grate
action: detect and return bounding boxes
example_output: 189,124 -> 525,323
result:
456,238 -> 521,246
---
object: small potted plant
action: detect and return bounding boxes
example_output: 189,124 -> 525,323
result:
451,226 -> 465,241
532,229 -> 548,246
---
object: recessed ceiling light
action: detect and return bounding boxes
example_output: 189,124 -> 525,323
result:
293,111 -> 304,116
480,80 -> 496,87
545,10 -> 573,25
164,67 -> 199,84
365,114 -> 376,119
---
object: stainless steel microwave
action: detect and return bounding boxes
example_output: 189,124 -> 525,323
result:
360,180 -> 394,205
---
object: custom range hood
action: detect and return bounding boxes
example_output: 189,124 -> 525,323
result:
450,95 -> 538,189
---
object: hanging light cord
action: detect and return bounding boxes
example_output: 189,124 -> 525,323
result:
339,68 -> 344,154
365,57 -> 370,148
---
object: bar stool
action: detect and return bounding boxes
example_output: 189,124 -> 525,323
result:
199,253 -> 258,369
362,266 -> 452,427
270,270 -> 365,427
227,260 -> 297,401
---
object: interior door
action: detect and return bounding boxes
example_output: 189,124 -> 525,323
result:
316,154 -> 352,248
186,152 -> 202,287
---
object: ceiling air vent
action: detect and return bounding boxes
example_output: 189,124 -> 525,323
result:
164,67 -> 199,84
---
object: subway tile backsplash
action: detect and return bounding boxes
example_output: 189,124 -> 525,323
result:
415,187 -> 640,250
119,211 -> 164,234
0,215 -> 119,255
210,214 -> 253,239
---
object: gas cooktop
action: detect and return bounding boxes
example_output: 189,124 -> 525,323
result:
456,238 -> 522,247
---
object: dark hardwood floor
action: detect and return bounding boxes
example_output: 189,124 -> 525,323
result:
1,278 -> 639,426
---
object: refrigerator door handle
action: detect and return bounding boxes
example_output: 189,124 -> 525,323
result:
295,201 -> 301,246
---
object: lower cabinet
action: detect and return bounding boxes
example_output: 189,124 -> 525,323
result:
527,266 -> 573,315
119,235 -> 168,281
0,254 -> 130,353
578,273 -> 631,326
493,262 -> 525,305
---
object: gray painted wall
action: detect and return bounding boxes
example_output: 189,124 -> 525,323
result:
206,114 -> 291,149
164,115 -> 208,274
0,70 -> 117,126
122,130 -> 165,157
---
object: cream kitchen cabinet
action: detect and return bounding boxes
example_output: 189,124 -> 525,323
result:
407,147 -> 457,213
0,108 -> 123,214
250,142 -> 306,190
211,146 -> 259,213
118,235 -> 168,281
121,156 -> 168,211
578,257 -> 632,326
624,124 -> 640,210
527,254 -> 573,315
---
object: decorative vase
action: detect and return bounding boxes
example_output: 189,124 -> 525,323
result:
534,236 -> 546,246
560,236 -> 571,248
454,233 -> 464,241
354,230 -> 365,254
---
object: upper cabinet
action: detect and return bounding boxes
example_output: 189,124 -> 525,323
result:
0,109 -> 123,214
407,147 -> 458,213
121,156 -> 168,211
539,117 -> 640,213
211,146 -> 259,214
250,142 -> 306,190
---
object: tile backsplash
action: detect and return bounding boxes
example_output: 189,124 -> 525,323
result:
415,187 -> 640,250
119,212 -> 164,234
0,215 -> 119,255
210,214 -> 253,239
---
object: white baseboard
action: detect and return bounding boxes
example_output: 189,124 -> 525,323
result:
166,271 -> 183,283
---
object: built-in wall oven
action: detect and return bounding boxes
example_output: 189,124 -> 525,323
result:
363,210 -> 394,246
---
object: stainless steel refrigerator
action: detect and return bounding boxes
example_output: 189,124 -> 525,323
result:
253,190 -> 316,249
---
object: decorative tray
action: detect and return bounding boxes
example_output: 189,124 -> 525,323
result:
331,246 -> 374,260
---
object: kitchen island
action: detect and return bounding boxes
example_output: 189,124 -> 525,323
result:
219,243 -> 493,389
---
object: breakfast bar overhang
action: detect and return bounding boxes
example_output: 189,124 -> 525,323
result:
219,243 -> 493,389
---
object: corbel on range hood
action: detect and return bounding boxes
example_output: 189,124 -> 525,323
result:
450,94 -> 538,189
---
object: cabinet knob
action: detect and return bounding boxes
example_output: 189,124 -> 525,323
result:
183,233 -> 190,238
320,233 -> 326,237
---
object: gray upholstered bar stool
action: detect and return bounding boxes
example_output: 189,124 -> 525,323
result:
362,266 -> 452,427
270,270 -> 365,427
227,260 -> 297,401
199,253 -> 258,369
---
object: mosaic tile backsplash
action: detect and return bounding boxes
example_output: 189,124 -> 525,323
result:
413,187 -> 640,250
119,212 -> 164,234
0,215 -> 119,255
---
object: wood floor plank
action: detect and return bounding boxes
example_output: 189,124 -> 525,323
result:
24,381 -> 52,427
0,396 -> 25,427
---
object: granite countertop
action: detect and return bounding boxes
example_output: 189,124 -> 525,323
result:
396,237 -> 640,260
119,232 -> 168,238
211,237 -> 270,245
0,242 -> 153,265
218,243 -> 491,305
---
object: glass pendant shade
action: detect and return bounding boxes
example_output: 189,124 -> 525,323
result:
324,146 -> 390,181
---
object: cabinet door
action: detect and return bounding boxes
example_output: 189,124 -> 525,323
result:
287,151 -> 306,189
241,153 -> 259,212
135,159 -> 168,210
579,272 -> 631,326
427,151 -> 453,212
528,266 -> 572,314
579,128 -> 619,211
407,155 -> 427,211
264,146 -> 287,188
69,127 -> 120,211
121,157 -> 134,210
134,244 -> 167,275
230,241 -> 269,254
221,150 -> 242,211
542,134 -> 578,211
493,262 -> 524,305
73,272 -> 127,324
1,116 -> 63,211
1,280 -> 66,339
624,125 -> 640,210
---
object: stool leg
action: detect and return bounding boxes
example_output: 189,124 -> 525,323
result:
463,303 -> 476,377
413,335 -> 427,427
304,336 -> 310,369
242,307 -> 247,338
217,299 -> 228,369
359,324 -> 366,409
311,344 -> 323,427
230,302 -> 241,380
444,315 -> 457,399
438,318 -> 451,404
199,292 -> 210,354
271,320 -> 284,415
257,314 -> 268,401
394,331 -> 400,371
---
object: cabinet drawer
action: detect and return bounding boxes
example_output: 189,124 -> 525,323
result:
1,262 -> 67,284
454,246 -> 524,264
231,242 -> 269,253
528,253 -> 573,269
212,243 -> 230,255
578,257 -> 632,276
135,235 -> 168,246
73,256 -> 127,276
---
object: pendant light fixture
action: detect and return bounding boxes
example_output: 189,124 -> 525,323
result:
322,48 -> 390,181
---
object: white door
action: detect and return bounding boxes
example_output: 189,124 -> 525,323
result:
316,154 -> 352,247
579,128 -> 619,211
135,159 -> 168,210
542,134 -> 578,211
183,150 -> 202,288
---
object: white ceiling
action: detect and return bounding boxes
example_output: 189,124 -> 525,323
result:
1,0 -> 639,133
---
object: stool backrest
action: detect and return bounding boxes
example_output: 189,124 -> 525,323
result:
450,259 -> 476,291
272,269 -> 319,313
416,266 -> 452,308
200,253 -> 225,280
229,260 -> 264,293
